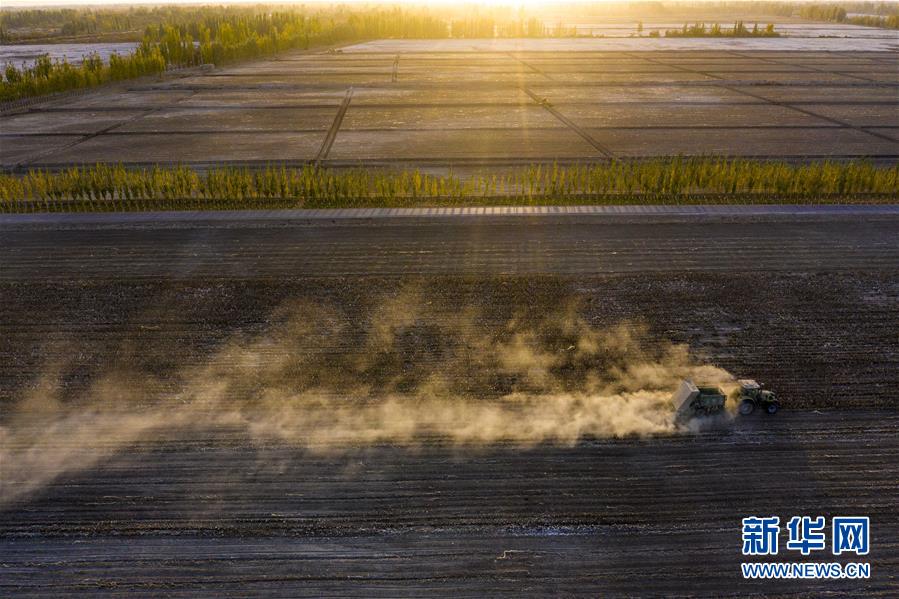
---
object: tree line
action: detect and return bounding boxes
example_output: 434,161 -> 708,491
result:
0,6 -> 583,102
2,47 -> 167,102
1,8 -> 449,102
2,160 -> 896,212
663,22 -> 779,37
797,3 -> 899,28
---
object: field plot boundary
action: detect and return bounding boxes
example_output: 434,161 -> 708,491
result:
7,154 -> 899,175
724,50 -> 884,84
0,65 -> 208,116
19,100 -> 899,112
615,51 -> 899,144
522,88 -> 615,158
342,38 -> 899,52
4,204 -> 898,228
126,80 -> 899,92
716,83 -> 899,144
6,88 -> 202,171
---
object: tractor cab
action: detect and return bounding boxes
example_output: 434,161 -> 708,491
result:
736,379 -> 780,415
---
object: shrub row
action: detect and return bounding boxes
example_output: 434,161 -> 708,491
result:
1,160 -> 896,212
664,22 -> 778,37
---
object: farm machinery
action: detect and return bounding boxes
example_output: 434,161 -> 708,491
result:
672,379 -> 780,423
672,380 -> 727,423
734,379 -> 781,415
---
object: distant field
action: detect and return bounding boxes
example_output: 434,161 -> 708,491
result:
2,42 -> 896,176
0,42 -> 139,68
557,20 -> 898,38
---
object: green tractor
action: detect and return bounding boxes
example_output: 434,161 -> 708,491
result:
735,379 -> 780,415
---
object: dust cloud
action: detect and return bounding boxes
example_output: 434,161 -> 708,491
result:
1,290 -> 733,504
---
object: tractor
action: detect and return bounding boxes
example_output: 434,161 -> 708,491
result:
735,379 -> 780,415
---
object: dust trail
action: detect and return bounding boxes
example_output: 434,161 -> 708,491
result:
1,292 -> 733,505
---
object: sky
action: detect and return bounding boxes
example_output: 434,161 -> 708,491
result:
0,0 -> 624,6
3,0 -> 341,5
0,0 -> 839,11
1,0 -> 428,7
5,0 -> 495,6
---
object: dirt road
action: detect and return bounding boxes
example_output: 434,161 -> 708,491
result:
2,207 -> 899,280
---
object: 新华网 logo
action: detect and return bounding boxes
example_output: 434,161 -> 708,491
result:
740,515 -> 870,579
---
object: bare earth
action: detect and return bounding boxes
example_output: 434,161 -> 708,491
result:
1,209 -> 898,596
2,44 -> 897,170
2,412 -> 897,597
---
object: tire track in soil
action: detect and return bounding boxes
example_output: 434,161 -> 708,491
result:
314,87 -> 354,162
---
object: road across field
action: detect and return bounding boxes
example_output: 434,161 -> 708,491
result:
2,207 -> 899,280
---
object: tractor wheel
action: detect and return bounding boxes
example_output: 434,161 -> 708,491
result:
739,399 -> 756,415
766,402 -> 780,415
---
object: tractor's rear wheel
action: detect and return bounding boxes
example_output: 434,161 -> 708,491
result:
766,402 -> 780,415
739,399 -> 756,415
